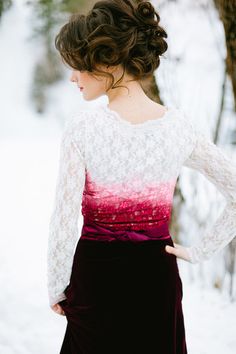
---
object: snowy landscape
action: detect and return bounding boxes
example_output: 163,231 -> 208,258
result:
0,0 -> 235,353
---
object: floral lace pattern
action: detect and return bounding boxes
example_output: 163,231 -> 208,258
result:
182,119 -> 236,264
47,104 -> 236,307
47,114 -> 86,307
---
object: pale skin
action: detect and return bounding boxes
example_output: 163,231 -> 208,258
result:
51,64 -> 191,316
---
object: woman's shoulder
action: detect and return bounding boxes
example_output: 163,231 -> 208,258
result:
63,106 -> 100,136
171,106 -> 198,135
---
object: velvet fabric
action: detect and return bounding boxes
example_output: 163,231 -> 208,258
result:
59,220 -> 188,354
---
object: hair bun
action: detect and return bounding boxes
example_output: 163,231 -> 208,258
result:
55,0 -> 168,84
136,1 -> 155,20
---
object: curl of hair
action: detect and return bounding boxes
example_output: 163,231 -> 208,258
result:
55,0 -> 168,91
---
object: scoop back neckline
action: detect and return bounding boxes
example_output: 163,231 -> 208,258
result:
101,104 -> 174,129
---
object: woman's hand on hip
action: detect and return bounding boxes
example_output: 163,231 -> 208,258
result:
165,242 -> 191,262
51,303 -> 66,316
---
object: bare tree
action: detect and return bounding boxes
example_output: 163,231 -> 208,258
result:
214,0 -> 236,112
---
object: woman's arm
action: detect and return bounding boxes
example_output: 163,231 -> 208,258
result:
47,115 -> 86,307
182,123 -> 236,264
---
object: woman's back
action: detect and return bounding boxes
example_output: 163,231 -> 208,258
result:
78,104 -> 191,231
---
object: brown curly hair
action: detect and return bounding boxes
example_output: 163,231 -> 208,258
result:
55,0 -> 168,91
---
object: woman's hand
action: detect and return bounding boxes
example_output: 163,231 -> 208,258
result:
51,303 -> 65,316
165,242 -> 191,262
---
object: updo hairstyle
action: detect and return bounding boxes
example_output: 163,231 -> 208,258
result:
55,0 -> 168,91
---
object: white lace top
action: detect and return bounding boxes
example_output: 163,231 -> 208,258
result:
47,103 -> 236,307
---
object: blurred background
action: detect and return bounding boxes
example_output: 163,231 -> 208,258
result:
0,0 -> 235,353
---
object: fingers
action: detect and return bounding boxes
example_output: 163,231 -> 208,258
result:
56,304 -> 65,316
51,303 -> 66,316
165,244 -> 183,260
165,243 -> 191,263
165,245 -> 176,255
56,308 -> 65,316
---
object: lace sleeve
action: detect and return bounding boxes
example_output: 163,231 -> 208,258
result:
182,120 -> 236,264
47,115 -> 86,307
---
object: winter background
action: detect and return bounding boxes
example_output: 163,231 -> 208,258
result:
0,0 -> 235,353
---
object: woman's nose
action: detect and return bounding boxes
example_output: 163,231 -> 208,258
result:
70,71 -> 78,82
70,74 -> 76,82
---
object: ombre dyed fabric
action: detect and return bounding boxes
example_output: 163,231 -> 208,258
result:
82,169 -> 176,232
47,103 -> 236,353
58,221 -> 187,354
47,104 -> 236,308
80,215 -> 172,242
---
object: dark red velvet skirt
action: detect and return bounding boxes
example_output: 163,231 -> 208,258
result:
58,220 -> 188,354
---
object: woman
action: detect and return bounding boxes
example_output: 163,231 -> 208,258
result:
47,0 -> 236,353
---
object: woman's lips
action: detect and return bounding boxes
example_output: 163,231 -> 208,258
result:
79,87 -> 84,91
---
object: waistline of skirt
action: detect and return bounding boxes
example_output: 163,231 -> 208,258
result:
80,217 -> 171,243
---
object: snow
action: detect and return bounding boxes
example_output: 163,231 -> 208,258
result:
0,0 -> 235,353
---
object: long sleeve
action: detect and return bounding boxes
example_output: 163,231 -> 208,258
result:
182,119 -> 236,264
47,115 -> 86,307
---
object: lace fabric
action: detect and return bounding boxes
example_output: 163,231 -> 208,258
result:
47,113 -> 86,307
182,119 -> 236,264
47,104 -> 236,307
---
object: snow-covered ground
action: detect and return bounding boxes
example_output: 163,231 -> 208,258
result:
0,0 -> 235,353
